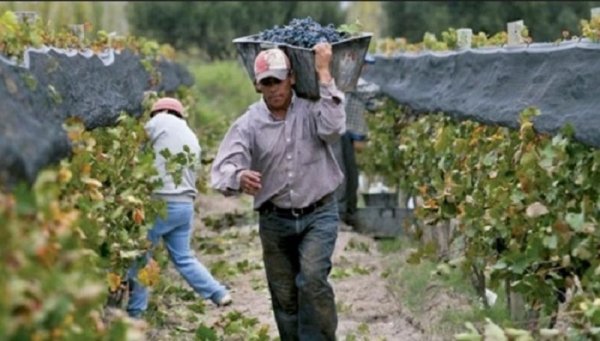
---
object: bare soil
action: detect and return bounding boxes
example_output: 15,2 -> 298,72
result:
134,192 -> 469,340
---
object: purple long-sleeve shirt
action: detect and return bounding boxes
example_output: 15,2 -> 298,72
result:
210,80 -> 346,210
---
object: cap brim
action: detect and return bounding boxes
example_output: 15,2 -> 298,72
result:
256,69 -> 289,83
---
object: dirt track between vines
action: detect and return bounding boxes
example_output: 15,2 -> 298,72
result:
141,192 -> 462,340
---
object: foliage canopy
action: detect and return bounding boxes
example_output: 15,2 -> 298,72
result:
127,1 -> 347,60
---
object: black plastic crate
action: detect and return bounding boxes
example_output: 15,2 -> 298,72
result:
232,33 -> 372,100
362,192 -> 398,208
354,207 -> 414,238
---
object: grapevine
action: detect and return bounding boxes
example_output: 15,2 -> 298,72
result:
0,10 -> 197,339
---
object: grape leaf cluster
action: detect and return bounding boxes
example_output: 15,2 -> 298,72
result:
255,17 -> 349,48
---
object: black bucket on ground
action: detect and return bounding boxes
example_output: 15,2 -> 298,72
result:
354,191 -> 413,238
354,207 -> 414,238
232,33 -> 372,100
362,192 -> 398,208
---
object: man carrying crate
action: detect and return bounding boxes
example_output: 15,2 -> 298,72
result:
211,43 -> 345,340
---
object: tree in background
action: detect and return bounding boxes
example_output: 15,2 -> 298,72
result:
127,1 -> 346,60
345,1 -> 385,40
383,1 -> 600,43
0,2 -> 129,36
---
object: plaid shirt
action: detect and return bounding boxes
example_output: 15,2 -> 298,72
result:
344,78 -> 381,139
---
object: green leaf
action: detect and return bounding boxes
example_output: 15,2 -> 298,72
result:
195,324 -> 218,341
482,151 -> 497,167
189,301 -> 206,314
434,126 -> 452,152
572,238 -> 593,260
543,235 -> 558,250
559,123 -> 575,138
510,257 -> 529,275
538,144 -> 556,172
566,212 -> 585,232
519,107 -> 541,122
510,190 -> 525,205
492,261 -> 507,270
519,150 -> 537,167
14,182 -> 37,215
337,19 -> 363,35
110,205 -> 125,220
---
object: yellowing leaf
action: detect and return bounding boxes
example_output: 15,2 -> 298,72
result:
483,318 -> 507,341
119,250 -> 142,259
89,188 -> 104,201
67,129 -> 83,142
54,209 -> 80,235
81,163 -> 92,175
82,177 -> 103,188
504,328 -> 533,340
436,263 -> 451,276
125,195 -> 143,205
422,198 -> 439,209
454,334 -> 482,341
138,258 -> 160,287
107,273 -> 121,292
74,284 -> 105,304
133,208 -> 145,224
539,328 -> 561,338
57,167 -> 72,183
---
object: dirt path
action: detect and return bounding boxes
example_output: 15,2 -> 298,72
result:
143,192 -> 425,340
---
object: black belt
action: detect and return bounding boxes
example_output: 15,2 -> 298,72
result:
259,192 -> 335,218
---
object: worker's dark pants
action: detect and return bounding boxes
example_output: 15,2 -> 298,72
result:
258,200 -> 339,341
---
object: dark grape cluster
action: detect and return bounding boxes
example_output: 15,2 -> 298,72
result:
255,17 -> 349,48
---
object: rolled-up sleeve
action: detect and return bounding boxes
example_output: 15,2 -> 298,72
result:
314,79 -> 346,144
210,118 -> 251,196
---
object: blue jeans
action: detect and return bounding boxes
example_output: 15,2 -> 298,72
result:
127,201 -> 229,317
258,199 -> 339,341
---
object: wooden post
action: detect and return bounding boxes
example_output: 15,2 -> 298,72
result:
14,11 -> 39,25
70,24 -> 85,43
507,20 -> 525,46
107,32 -> 117,48
509,290 -> 528,326
456,28 -> 472,50
435,220 -> 451,259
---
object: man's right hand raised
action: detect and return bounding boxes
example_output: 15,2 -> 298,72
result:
239,170 -> 262,196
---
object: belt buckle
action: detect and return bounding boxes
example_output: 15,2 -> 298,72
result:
291,207 -> 302,217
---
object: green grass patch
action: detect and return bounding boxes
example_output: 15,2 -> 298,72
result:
377,237 -> 408,254
182,58 -> 260,153
391,259 -> 437,312
380,236 -> 513,336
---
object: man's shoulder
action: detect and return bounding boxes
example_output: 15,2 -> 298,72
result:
235,103 -> 259,122
245,101 -> 263,115
228,102 -> 260,131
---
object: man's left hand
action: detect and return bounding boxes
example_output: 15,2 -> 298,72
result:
314,42 -> 332,84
